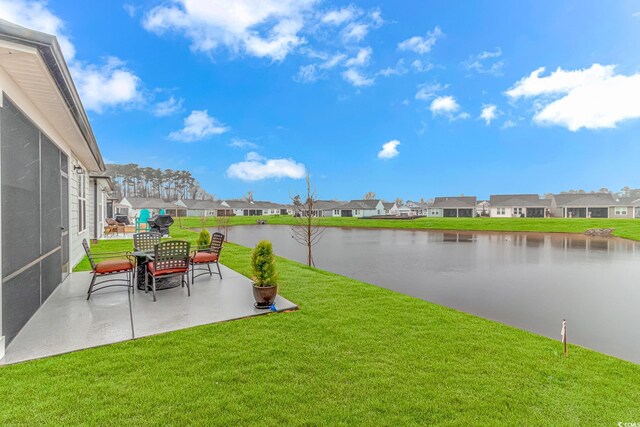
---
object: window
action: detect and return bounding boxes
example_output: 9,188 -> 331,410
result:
78,171 -> 87,232
354,210 -> 360,215
513,207 -> 523,216
334,210 -> 339,215
615,207 -> 628,216
496,207 -> 506,215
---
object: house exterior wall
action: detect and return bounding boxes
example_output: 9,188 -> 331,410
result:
0,67 -> 91,353
609,206 -> 634,219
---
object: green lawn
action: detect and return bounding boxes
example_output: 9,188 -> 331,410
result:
177,215 -> 640,242
2,225 -> 640,425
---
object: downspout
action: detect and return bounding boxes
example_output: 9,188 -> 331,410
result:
93,179 -> 98,241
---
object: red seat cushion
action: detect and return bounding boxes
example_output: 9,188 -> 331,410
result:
191,252 -> 219,264
95,259 -> 134,274
148,263 -> 188,276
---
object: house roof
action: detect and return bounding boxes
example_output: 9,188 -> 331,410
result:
382,202 -> 397,210
177,199 -> 219,210
0,19 -> 104,171
553,193 -> 617,207
617,197 -> 640,206
221,200 -> 285,210
432,196 -> 477,208
308,200 -> 346,211
337,199 -> 382,210
490,194 -> 551,207
121,197 -> 181,210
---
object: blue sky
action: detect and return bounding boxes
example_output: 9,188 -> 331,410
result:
3,1 -> 640,202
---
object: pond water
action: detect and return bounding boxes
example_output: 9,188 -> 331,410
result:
221,225 -> 640,363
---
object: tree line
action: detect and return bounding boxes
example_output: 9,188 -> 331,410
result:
106,163 -> 213,201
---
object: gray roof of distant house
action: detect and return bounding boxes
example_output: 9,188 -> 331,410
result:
310,200 -> 347,211
222,200 -> 285,210
382,202 -> 396,210
616,197 -> 640,206
0,19 -> 104,171
553,193 -> 617,207
490,194 -> 551,207
122,197 -> 180,209
432,196 -> 477,208
179,199 -> 219,210
337,199 -> 382,210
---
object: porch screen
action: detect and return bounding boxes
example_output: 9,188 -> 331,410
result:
1,96 -> 68,344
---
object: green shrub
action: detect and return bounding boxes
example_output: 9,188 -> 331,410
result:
197,228 -> 211,247
251,240 -> 278,287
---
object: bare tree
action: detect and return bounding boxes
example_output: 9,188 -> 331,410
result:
216,215 -> 231,242
290,174 -> 325,267
363,192 -> 376,200
395,197 -> 403,206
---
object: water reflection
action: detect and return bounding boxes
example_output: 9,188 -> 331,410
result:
225,225 -> 640,363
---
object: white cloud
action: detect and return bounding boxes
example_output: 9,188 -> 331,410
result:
480,104 -> 498,125
227,152 -> 306,181
342,22 -> 369,42
153,96 -> 184,117
69,58 -> 142,113
229,138 -> 258,149
0,0 -> 75,59
411,59 -> 433,73
143,0 -> 316,61
345,47 -> 372,67
0,0 -> 147,114
415,83 -> 448,101
633,11 -> 640,17
294,64 -> 320,83
377,140 -> 400,159
342,68 -> 374,87
378,59 -> 408,77
465,48 -> 504,76
430,95 -> 468,120
169,110 -> 230,142
123,4 -> 137,18
397,27 -> 443,54
320,53 -> 347,69
501,120 -> 516,129
321,7 -> 357,25
506,64 -> 640,131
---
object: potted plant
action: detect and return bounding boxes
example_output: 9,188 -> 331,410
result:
251,240 -> 278,309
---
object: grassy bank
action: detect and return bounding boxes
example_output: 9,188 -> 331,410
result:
3,226 -> 640,424
177,215 -> 640,242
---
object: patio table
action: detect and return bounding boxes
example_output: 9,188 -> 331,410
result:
132,250 -> 182,291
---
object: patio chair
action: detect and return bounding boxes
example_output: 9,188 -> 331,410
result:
135,209 -> 150,233
133,231 -> 161,252
190,232 -> 224,282
82,239 -> 134,300
105,218 -> 119,236
146,240 -> 191,302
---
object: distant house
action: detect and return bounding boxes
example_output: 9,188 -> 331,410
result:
489,194 -> 551,218
218,200 -> 287,216
118,197 -> 186,218
550,193 -> 623,218
174,199 -> 219,217
382,202 -> 399,215
405,200 -> 429,216
618,198 -> 640,219
429,196 -> 477,217
476,200 -> 491,217
332,199 -> 385,217
297,200 -> 346,217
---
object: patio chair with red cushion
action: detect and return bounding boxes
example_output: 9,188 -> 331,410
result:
82,239 -> 135,300
146,240 -> 191,302
190,232 -> 224,283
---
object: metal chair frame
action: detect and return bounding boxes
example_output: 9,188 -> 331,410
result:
83,239 -> 134,300
133,231 -> 162,252
190,232 -> 224,283
146,240 -> 191,302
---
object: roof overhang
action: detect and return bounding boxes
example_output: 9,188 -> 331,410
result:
0,19 -> 104,172
89,174 -> 115,192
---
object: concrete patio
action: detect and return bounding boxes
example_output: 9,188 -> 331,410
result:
1,265 -> 297,364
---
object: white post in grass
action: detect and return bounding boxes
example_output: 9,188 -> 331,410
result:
561,319 -> 567,356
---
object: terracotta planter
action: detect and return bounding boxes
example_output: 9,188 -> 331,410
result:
252,284 -> 278,309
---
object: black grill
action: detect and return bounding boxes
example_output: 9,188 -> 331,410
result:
147,215 -> 174,236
